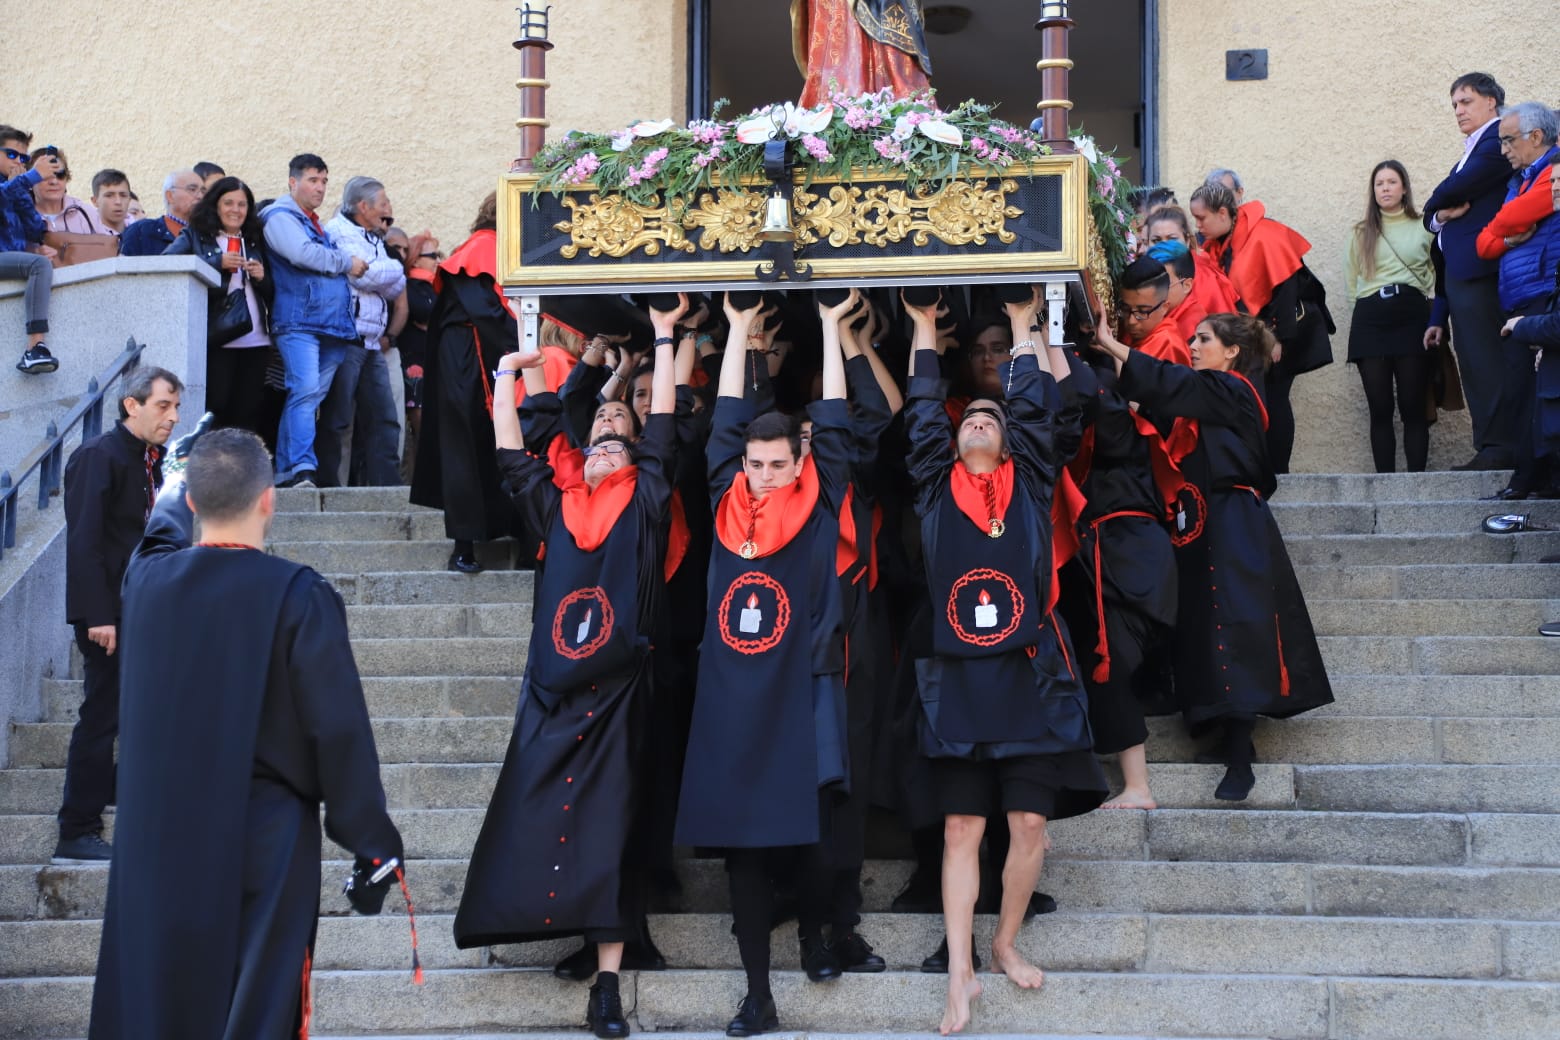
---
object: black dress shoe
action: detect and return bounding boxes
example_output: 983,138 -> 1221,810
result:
920,937 -> 981,974
622,935 -> 667,972
1026,891 -> 1058,918
586,973 -> 630,1038
1215,763 -> 1257,801
554,942 -> 598,981
726,993 -> 779,1037
447,549 -> 482,573
799,933 -> 841,981
830,931 -> 886,973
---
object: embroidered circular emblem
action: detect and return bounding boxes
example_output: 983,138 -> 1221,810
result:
716,571 -> 791,655
945,567 -> 1026,648
987,518 -> 1006,539
550,586 -> 615,660
1169,484 -> 1207,547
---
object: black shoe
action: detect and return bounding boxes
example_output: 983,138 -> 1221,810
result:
586,973 -> 630,1039
277,470 -> 317,489
1540,621 -> 1560,637
554,941 -> 598,981
1482,486 -> 1532,502
920,937 -> 981,974
800,933 -> 841,981
1026,891 -> 1058,918
52,833 -> 112,864
890,875 -> 942,914
1215,763 -> 1257,801
17,344 -> 58,374
830,931 -> 886,973
447,549 -> 482,574
622,935 -> 667,972
725,993 -> 778,1037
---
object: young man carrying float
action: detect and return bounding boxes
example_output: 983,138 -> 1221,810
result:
454,297 -> 691,1039
903,288 -> 1108,1035
675,289 -> 862,1038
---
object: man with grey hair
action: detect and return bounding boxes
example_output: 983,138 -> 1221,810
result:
118,168 -> 203,256
1472,100 -> 1560,499
320,176 -> 405,485
1207,167 -> 1245,205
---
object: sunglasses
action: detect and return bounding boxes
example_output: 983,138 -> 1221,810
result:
3,148 -> 29,163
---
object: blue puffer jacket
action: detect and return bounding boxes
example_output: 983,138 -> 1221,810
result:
1497,148 -> 1560,313
259,193 -> 357,339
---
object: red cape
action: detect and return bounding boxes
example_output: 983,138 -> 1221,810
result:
1203,201 -> 1309,315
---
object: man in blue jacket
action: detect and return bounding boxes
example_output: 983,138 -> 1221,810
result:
261,154 -> 367,488
1422,73 -> 1513,471
1,124 -> 63,373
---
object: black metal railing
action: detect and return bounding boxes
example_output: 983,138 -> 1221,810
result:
0,338 -> 146,561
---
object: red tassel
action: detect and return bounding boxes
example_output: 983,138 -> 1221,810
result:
298,947 -> 313,1040
394,866 -> 425,985
1275,614 -> 1291,697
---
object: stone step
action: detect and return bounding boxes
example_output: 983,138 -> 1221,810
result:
17,715 -> 1560,773
1269,498 -> 1560,536
1293,563 -> 1557,600
1308,598 -> 1560,637
7,857 -> 1556,924
1272,471 -> 1509,502
274,487 -> 433,513
272,540 -> 524,575
6,967 -> 1559,1039
1315,635 -> 1557,676
4,910 -> 1554,981
267,510 -> 449,543
36,673 -> 1560,727
331,570 -> 535,607
4,806 -> 1546,869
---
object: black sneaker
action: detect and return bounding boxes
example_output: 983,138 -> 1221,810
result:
725,993 -> 778,1037
277,470 -> 316,489
1540,621 -> 1560,637
586,973 -> 630,1038
830,931 -> 886,973
52,833 -> 112,864
1215,763 -> 1257,801
17,344 -> 58,374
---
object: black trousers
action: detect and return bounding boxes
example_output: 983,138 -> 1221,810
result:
1444,274 -> 1510,455
1503,301 -> 1547,493
1356,354 -> 1432,473
206,344 -> 272,440
58,625 -> 119,839
1264,363 -> 1297,474
727,842 -> 832,997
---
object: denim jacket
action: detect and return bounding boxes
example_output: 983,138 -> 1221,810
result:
259,194 -> 357,339
0,170 -> 46,254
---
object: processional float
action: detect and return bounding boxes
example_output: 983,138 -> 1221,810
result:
497,1 -> 1131,347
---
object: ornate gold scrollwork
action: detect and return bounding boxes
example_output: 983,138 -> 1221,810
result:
554,193 -> 695,259
554,177 -> 1023,260
1084,208 -> 1115,318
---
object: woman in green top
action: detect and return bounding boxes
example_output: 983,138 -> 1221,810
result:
1346,160 -> 1439,472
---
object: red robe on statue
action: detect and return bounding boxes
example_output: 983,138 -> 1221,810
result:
792,0 -> 932,107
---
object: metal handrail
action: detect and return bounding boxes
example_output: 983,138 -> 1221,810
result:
0,337 -> 146,560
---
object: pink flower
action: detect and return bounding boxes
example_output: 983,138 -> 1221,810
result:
844,106 -> 872,129
802,134 -> 833,162
970,136 -> 990,157
640,146 -> 670,177
874,137 -> 906,163
563,151 -> 600,184
1106,157 -> 1120,175
1100,174 -> 1115,196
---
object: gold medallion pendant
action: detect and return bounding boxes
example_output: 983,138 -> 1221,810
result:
988,519 -> 1005,539
739,541 -> 758,560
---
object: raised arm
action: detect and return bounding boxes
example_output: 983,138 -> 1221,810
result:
852,302 -> 904,415
648,293 -> 690,415
492,351 -> 547,450
901,290 -> 957,515
718,294 -> 766,399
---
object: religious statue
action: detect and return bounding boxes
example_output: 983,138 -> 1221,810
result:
790,0 -> 933,107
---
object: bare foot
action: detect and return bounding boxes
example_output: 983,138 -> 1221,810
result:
1101,787 -> 1157,810
939,973 -> 983,1035
990,944 -> 1045,989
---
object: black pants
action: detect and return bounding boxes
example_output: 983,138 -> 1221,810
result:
727,843 -> 832,997
1444,274 -> 1510,455
206,344 -> 272,440
1503,302 -> 1547,493
1264,363 -> 1297,474
58,625 -> 119,840
1356,353 -> 1431,473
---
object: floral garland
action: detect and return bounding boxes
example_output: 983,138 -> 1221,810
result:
1073,133 -> 1136,279
535,89 -> 1133,276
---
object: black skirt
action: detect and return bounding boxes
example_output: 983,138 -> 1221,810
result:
1348,287 -> 1430,362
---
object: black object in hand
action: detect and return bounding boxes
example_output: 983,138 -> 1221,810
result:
168,412 -> 216,462
726,290 -> 761,310
815,287 -> 852,307
902,286 -> 941,307
344,855 -> 398,916
995,283 -> 1036,304
645,293 -> 682,314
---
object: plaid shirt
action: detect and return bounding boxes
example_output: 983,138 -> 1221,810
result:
1,171 -> 47,254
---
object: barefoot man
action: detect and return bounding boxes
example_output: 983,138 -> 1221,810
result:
902,289 -> 1107,1033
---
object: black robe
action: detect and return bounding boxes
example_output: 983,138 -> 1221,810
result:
1117,351 -> 1334,725
408,262 -> 521,543
90,492 -> 402,1040
675,396 -> 851,849
454,414 -> 676,946
904,350 -> 1106,821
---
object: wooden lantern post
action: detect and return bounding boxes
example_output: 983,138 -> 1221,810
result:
1035,1 -> 1075,153
511,3 -> 554,172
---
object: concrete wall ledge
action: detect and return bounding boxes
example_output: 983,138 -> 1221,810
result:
0,254 -> 221,299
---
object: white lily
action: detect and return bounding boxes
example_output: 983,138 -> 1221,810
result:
737,101 -> 834,144
1072,135 -> 1099,163
610,131 -> 634,153
918,119 -> 963,146
630,119 -> 675,138
736,116 -> 777,145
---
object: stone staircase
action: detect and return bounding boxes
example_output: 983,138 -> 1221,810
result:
1,472 -> 1557,1040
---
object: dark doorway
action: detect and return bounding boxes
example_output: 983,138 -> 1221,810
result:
690,0 -> 1155,183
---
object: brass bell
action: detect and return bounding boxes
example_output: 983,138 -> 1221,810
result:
760,190 -> 795,243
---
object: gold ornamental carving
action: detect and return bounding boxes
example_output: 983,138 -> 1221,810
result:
553,177 -> 1023,260
555,193 -> 694,259
1083,208 -> 1114,317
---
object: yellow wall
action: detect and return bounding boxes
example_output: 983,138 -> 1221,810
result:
5,0 -> 686,252
1158,3 -> 1553,471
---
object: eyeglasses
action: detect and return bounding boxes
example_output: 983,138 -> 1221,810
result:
1121,299 -> 1168,321
1498,132 -> 1532,147
583,442 -> 629,457
2,148 -> 28,163
177,183 -> 204,194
